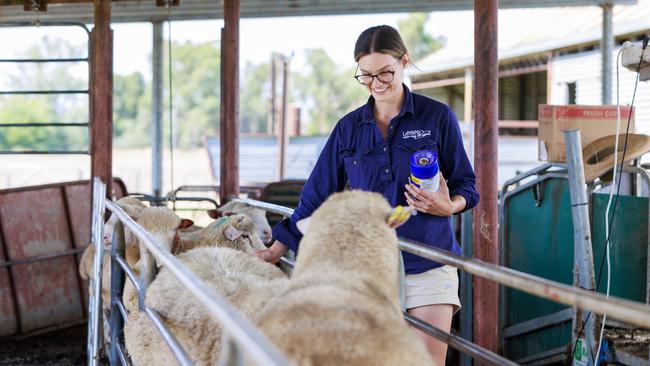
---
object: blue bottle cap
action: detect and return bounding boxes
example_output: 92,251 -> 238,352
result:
410,150 -> 439,179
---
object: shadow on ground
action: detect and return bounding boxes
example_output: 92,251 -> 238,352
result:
0,324 -> 87,366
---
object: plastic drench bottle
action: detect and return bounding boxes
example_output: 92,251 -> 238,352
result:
409,150 -> 440,193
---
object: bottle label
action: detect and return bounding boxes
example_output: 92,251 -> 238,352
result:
410,173 -> 440,193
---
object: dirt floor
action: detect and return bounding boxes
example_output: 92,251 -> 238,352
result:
0,324 -> 87,366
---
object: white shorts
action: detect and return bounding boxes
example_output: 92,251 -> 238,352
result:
405,265 -> 461,313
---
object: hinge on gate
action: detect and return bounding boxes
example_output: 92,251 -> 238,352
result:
24,0 -> 47,12
532,181 -> 544,207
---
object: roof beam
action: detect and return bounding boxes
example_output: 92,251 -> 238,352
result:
0,0 -> 638,24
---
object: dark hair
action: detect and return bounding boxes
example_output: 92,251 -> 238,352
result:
353,25 -> 408,62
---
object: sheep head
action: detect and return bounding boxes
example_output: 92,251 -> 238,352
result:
135,207 -> 194,255
103,196 -> 147,246
208,200 -> 273,244
199,213 -> 265,253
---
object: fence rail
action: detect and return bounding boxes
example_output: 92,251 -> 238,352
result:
86,180 -> 293,366
234,197 -> 650,329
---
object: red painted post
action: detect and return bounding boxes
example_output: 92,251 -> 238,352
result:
220,0 -> 240,202
473,0 -> 499,355
90,0 -> 113,201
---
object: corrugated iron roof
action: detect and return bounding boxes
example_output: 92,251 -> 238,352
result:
411,0 -> 649,78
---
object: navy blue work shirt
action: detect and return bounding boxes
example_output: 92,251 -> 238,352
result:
273,85 -> 479,274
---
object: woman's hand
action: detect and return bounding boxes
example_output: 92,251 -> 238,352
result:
404,176 -> 466,217
253,240 -> 289,264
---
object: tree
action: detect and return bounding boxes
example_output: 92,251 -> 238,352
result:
294,48 -> 367,135
397,13 -> 445,62
165,40 -> 221,149
113,72 -> 149,147
240,61 -> 271,134
0,36 -> 88,151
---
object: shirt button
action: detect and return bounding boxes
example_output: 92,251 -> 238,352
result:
384,168 -> 390,173
389,126 -> 394,129
353,161 -> 357,165
383,147 -> 387,152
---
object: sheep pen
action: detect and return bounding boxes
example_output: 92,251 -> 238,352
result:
123,213 -> 288,366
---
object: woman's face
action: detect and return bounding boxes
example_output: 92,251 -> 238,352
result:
356,52 -> 407,104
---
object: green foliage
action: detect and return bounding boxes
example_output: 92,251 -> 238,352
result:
166,41 -> 221,148
0,37 -> 88,151
293,48 -> 367,135
397,13 -> 445,62
241,61 -> 271,134
0,22 -> 443,151
113,72 -> 149,147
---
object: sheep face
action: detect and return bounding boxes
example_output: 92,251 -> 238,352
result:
211,201 -> 273,244
202,213 -> 264,253
103,196 -> 147,246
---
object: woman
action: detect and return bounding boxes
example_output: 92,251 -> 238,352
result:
255,25 -> 478,365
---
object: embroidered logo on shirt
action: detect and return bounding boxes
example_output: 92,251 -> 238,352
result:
402,130 -> 431,140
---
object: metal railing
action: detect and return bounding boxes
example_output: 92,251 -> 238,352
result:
232,195 -> 650,363
237,196 -> 649,325
0,22 -> 91,155
270,253 -> 515,366
87,185 -> 650,365
87,179 -> 293,366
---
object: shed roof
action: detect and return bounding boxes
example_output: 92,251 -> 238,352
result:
411,0 -> 648,78
0,0 -> 637,23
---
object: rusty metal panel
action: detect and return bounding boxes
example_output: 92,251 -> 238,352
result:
64,184 -> 92,250
0,188 -> 83,332
63,184 -> 92,314
0,233 -> 17,336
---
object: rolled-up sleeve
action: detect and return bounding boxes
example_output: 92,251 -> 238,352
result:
271,123 -> 348,252
439,107 -> 479,213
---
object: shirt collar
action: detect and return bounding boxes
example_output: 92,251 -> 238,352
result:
361,83 -> 415,123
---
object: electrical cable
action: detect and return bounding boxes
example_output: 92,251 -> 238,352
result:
592,45 -> 624,366
570,35 -> 648,365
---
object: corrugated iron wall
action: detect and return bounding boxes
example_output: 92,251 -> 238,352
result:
0,179 -> 126,336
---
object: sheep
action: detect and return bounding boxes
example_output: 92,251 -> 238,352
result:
178,214 -> 267,253
121,206 -> 194,313
124,214 -> 288,366
209,200 -> 273,244
252,190 -> 435,366
79,196 -> 148,307
78,196 -> 148,354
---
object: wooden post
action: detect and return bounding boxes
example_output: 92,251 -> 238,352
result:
220,0 -> 240,202
90,0 -> 113,200
473,0 -> 499,354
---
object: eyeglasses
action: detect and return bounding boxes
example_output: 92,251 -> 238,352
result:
353,56 -> 403,86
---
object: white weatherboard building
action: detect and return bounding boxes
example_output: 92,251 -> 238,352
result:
408,1 -> 650,174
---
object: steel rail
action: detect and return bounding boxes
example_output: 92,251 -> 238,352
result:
105,200 -> 293,366
236,197 -> 650,329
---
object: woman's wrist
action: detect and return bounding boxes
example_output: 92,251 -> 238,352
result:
270,241 -> 289,257
450,195 -> 467,215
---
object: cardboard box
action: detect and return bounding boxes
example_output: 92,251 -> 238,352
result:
538,104 -> 635,162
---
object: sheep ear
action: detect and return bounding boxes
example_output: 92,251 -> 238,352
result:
296,217 -> 311,235
207,209 -> 222,219
387,206 -> 413,229
179,219 -> 194,229
224,226 -> 243,241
